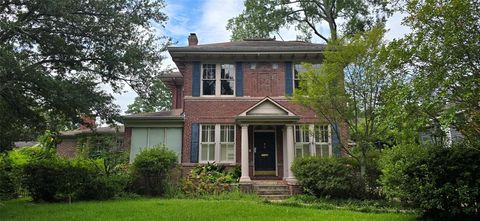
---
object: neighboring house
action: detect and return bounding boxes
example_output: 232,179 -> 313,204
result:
57,126 -> 124,158
123,33 -> 348,190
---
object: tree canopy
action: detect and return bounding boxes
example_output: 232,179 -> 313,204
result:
292,25 -> 390,176
126,79 -> 171,114
227,0 -> 394,42
0,0 -> 170,150
384,0 -> 480,143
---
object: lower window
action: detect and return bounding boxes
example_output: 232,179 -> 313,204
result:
200,124 -> 236,163
294,124 -> 332,157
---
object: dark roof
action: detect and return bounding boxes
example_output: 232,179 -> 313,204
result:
123,109 -> 184,120
168,39 -> 326,53
159,71 -> 182,78
59,126 -> 124,137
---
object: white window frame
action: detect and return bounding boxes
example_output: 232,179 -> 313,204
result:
220,125 -> 236,163
201,64 -> 235,97
294,124 -> 332,158
199,124 -> 216,162
314,124 -> 332,157
293,63 -> 321,90
294,125 -> 311,158
199,124 -> 236,163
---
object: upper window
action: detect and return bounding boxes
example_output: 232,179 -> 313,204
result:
202,64 -> 235,96
293,63 -> 321,89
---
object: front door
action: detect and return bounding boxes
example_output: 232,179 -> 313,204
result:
254,132 -> 276,174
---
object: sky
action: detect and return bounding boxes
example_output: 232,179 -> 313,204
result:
112,0 -> 412,114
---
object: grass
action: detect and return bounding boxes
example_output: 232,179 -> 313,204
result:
0,197 -> 416,221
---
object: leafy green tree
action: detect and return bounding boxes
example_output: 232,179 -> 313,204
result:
292,26 -> 390,177
227,0 -> 394,42
0,0 -> 170,151
385,0 -> 480,143
126,79 -> 171,114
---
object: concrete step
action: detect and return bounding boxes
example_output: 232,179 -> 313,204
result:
259,194 -> 291,200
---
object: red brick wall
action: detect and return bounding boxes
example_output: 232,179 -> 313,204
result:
57,138 -> 77,158
123,127 -> 132,152
179,60 -> 349,165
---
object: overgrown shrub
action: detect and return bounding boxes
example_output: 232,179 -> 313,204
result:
380,142 -> 480,220
131,146 -> 178,196
292,156 -> 367,199
182,162 -> 239,197
0,154 -> 16,200
22,157 -> 70,202
22,154 -> 129,202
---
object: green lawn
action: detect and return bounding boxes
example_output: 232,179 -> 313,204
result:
0,198 -> 416,221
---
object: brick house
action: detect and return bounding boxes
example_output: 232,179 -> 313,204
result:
123,33 -> 348,190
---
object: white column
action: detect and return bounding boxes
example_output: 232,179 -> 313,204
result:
285,124 -> 297,183
239,124 -> 251,183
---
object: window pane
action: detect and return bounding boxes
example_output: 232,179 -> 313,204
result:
295,126 -> 301,142
221,80 -> 234,95
208,144 -> 215,161
202,64 -> 216,79
201,144 -> 209,161
316,144 -> 329,157
221,125 -> 234,142
202,64 -> 216,95
220,64 -> 235,95
303,144 -> 310,156
203,80 -> 215,95
221,143 -> 234,161
221,64 -> 235,79
295,145 -> 302,158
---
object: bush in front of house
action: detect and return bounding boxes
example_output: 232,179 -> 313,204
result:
380,142 -> 480,220
182,162 -> 239,197
131,145 -> 178,196
22,152 -> 130,202
292,156 -> 367,199
0,154 -> 17,200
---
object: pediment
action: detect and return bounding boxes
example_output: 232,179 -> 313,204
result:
239,97 -> 295,116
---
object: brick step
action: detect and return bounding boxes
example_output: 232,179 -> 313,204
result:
255,189 -> 290,195
253,185 -> 289,191
258,194 -> 291,201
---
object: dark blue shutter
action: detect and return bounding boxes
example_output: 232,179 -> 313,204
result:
235,62 -> 243,96
190,123 -> 199,163
331,123 -> 341,156
285,62 -> 293,96
192,62 -> 201,97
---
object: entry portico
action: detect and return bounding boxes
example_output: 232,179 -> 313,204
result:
236,97 -> 299,184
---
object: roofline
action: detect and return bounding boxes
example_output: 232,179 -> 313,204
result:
122,116 -> 185,121
168,48 -> 325,54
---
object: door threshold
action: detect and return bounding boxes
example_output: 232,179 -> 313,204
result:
254,170 -> 276,176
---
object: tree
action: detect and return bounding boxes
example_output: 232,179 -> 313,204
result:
292,26 -> 390,177
126,79 -> 171,114
227,0 -> 394,42
0,0 -> 170,151
385,0 -> 480,143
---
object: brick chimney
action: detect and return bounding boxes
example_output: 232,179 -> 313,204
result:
188,33 -> 198,46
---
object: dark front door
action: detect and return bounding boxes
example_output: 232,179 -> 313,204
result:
254,132 -> 276,172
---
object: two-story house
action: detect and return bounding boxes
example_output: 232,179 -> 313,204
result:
123,33 -> 347,191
